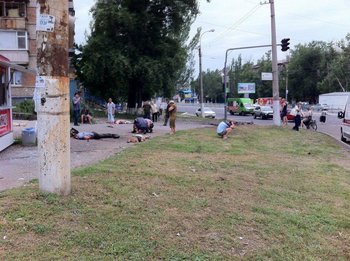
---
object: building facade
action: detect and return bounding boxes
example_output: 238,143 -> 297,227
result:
0,0 -> 75,102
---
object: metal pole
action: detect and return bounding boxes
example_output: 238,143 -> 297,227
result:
37,0 -> 71,195
199,29 -> 214,117
270,0 -> 281,126
199,43 -> 204,117
285,65 -> 289,101
223,44 -> 274,122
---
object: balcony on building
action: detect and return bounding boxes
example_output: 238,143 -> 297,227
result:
0,1 -> 28,30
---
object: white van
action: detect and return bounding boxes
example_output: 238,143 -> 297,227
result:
338,94 -> 350,142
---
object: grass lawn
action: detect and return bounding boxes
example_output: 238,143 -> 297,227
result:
1,126 -> 350,260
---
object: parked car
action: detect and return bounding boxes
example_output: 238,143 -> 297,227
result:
311,103 -> 328,111
311,104 -> 323,111
195,107 -> 216,118
321,104 -> 329,110
253,105 -> 273,119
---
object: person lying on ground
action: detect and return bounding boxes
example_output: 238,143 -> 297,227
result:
127,134 -> 151,143
132,117 -> 154,134
216,120 -> 235,140
114,119 -> 132,124
70,128 -> 119,140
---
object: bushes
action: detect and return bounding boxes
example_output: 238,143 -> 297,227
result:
14,100 -> 35,114
13,100 -> 36,120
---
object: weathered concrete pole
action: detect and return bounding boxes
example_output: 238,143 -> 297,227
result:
36,0 -> 70,195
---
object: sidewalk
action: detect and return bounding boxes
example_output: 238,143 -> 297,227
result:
0,118 -> 207,191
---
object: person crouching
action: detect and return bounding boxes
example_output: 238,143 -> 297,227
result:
132,117 -> 154,134
216,120 -> 235,140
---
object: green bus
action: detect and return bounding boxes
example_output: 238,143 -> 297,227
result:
227,98 -> 254,115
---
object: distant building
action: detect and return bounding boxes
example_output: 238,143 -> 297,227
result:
0,0 -> 75,102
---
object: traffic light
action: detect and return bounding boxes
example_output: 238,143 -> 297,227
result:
281,38 -> 290,52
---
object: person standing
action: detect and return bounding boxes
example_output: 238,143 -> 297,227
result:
72,92 -> 81,126
168,100 -> 177,134
143,101 -> 152,119
163,101 -> 170,126
320,109 -> 327,123
106,98 -> 116,123
151,101 -> 159,122
292,103 -> 302,131
281,99 -> 288,126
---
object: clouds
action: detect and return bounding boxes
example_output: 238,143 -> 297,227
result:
73,0 -> 350,71
190,0 -> 350,71
74,0 -> 95,45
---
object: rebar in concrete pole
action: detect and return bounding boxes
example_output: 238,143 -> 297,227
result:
36,0 -> 71,195
269,0 -> 281,126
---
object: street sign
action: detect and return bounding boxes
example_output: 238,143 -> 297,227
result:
222,75 -> 229,83
36,14 -> 55,32
261,72 -> 273,81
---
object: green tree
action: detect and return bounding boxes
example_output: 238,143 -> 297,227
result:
228,55 -> 263,99
74,0 -> 201,109
254,51 -> 273,99
202,69 -> 223,103
288,41 -> 333,103
319,34 -> 350,93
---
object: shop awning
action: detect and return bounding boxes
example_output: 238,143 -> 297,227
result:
0,55 -> 36,75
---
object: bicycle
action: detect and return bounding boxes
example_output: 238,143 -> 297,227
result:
303,116 -> 317,131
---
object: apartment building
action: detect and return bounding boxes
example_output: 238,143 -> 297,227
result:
0,0 -> 75,102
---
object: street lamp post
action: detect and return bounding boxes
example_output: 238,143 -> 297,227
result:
199,29 -> 214,117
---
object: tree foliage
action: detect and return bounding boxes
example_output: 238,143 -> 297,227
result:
73,0 -> 201,108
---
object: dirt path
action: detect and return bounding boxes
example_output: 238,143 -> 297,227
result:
0,118 -> 209,191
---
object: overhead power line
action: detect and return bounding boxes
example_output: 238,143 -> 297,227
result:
206,3 -> 263,44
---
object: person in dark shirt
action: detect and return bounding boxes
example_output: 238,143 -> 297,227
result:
143,101 -> 152,119
72,92 -> 81,126
280,99 -> 288,126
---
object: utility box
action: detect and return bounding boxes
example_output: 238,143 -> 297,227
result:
22,127 -> 37,146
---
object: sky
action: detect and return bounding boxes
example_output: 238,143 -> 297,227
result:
74,0 -> 350,72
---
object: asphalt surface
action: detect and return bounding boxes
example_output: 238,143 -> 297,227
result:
0,117 -> 209,192
1,107 -> 349,192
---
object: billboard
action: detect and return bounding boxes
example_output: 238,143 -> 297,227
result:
238,83 -> 256,94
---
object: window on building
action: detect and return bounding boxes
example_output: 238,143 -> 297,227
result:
17,31 -> 26,49
0,1 -> 26,17
0,31 -> 28,50
10,71 -> 22,86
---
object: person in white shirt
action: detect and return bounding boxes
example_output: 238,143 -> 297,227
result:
106,98 -> 116,123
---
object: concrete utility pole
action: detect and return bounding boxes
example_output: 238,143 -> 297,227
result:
198,29 -> 214,117
269,0 -> 281,126
36,0 -> 71,195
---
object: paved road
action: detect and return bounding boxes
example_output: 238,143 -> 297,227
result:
1,108 -> 348,192
0,118 -> 208,192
